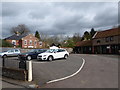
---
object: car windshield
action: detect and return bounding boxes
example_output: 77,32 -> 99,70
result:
46,49 -> 57,53
38,49 -> 47,53
29,49 -> 37,52
29,49 -> 47,53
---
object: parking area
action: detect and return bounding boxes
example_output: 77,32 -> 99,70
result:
32,54 -> 83,85
41,54 -> 118,88
1,54 -> 118,88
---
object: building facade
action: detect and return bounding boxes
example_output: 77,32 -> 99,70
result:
5,34 -> 45,48
74,28 -> 120,54
92,28 -> 120,54
73,40 -> 92,54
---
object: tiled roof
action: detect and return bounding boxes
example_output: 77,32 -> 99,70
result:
93,28 -> 120,39
5,34 -> 27,40
75,40 -> 92,47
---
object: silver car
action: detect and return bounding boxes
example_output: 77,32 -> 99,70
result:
0,49 -> 21,58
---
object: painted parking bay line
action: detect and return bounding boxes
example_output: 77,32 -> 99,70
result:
46,57 -> 86,84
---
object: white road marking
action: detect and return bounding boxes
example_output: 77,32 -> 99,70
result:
46,57 -> 86,84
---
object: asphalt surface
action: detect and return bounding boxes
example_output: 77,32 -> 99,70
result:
41,54 -> 118,88
32,54 -> 83,85
1,54 -> 118,88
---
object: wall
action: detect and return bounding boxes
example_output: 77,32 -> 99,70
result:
2,67 -> 28,81
22,34 -> 39,48
93,35 -> 120,46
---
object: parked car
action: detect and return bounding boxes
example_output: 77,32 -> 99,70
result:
18,49 -> 47,60
0,49 -> 21,58
37,48 -> 69,61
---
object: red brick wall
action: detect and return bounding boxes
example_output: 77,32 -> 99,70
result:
22,34 -> 40,48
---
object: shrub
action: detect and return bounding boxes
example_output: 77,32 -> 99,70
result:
2,40 -> 13,47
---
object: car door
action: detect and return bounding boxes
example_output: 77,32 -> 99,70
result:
54,49 -> 63,59
32,50 -> 39,59
57,49 -> 65,58
7,50 -> 14,56
14,49 -> 20,56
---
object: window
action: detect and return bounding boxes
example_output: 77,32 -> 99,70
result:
39,42 -> 42,46
57,49 -> 65,52
34,41 -> 37,45
29,40 -> 32,45
15,49 -> 19,52
8,50 -> 14,53
110,36 -> 114,41
105,37 -> 109,42
12,40 -> 16,45
97,40 -> 100,44
24,40 -> 27,45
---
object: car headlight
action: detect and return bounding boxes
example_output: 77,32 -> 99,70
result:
43,55 -> 47,57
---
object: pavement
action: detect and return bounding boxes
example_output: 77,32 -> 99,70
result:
2,76 -> 37,88
1,54 -> 119,88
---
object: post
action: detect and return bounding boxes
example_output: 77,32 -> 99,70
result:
2,57 -> 5,67
28,60 -> 32,82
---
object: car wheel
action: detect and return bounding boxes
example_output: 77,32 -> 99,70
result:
27,56 -> 32,60
48,56 -> 53,61
3,54 -> 7,58
64,54 -> 68,59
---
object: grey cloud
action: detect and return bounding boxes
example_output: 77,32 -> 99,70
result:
2,2 -> 118,38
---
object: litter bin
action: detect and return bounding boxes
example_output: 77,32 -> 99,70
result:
19,59 -> 26,70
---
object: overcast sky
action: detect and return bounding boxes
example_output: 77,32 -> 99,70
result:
1,2 -> 118,38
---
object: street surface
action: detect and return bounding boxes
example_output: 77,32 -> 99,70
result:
40,54 -> 118,88
1,54 -> 118,88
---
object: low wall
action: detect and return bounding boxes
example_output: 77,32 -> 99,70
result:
2,67 -> 28,81
63,48 -> 73,53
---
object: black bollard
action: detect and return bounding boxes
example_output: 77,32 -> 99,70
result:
2,56 -> 5,67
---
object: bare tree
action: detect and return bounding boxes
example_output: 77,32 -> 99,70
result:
11,24 -> 30,35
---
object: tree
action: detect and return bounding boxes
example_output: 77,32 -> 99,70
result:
72,33 -> 81,43
82,31 -> 91,40
35,31 -> 41,40
90,28 -> 96,37
1,39 -> 13,47
11,24 -> 30,35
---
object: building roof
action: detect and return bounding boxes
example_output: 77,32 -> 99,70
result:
75,40 -> 92,47
93,28 -> 120,39
5,34 -> 27,40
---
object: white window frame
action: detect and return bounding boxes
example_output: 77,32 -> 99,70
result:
24,40 -> 27,45
39,41 -> 42,46
12,40 -> 16,45
29,40 -> 32,45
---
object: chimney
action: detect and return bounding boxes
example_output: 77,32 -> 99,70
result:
16,31 -> 20,36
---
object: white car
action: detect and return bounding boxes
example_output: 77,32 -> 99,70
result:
0,49 -> 21,58
37,48 -> 69,61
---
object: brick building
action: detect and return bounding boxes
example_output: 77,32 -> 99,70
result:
74,28 -> 120,54
92,28 -> 120,54
5,34 -> 45,48
73,40 -> 92,54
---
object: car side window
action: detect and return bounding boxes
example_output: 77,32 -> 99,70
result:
8,50 -> 14,53
57,49 -> 65,52
15,49 -> 19,52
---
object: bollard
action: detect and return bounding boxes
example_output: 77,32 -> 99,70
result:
2,57 -> 5,67
28,60 -> 32,82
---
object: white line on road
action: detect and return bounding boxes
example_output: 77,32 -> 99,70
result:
46,57 -> 86,84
